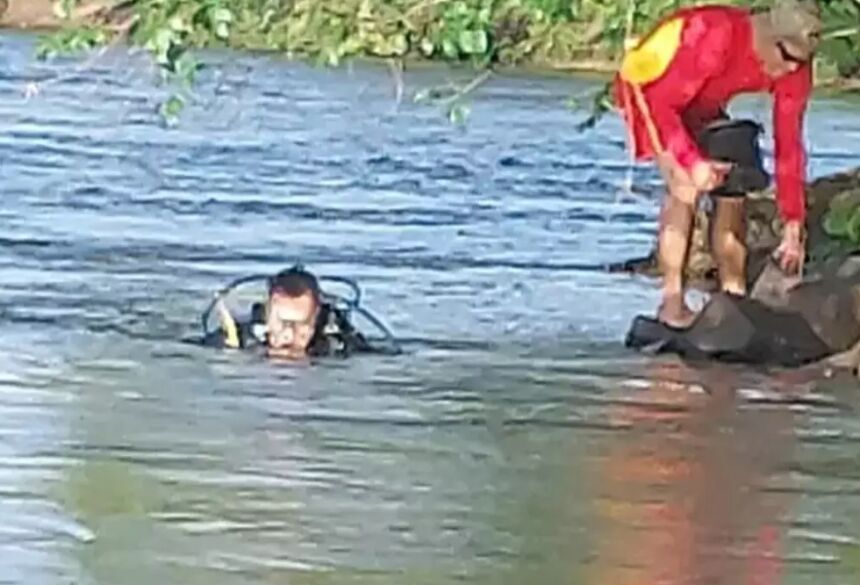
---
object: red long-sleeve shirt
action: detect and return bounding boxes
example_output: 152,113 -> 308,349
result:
615,5 -> 812,223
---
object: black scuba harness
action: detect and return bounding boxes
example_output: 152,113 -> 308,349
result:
199,269 -> 400,354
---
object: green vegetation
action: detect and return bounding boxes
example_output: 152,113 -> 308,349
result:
823,188 -> 860,247
35,0 -> 860,123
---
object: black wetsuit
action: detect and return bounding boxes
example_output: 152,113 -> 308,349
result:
201,302 -> 380,358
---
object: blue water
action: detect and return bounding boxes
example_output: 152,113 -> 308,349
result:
0,31 -> 860,584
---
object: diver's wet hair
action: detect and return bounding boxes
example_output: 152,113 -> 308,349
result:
269,266 -> 321,301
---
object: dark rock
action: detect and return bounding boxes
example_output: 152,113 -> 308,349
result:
625,292 -> 833,368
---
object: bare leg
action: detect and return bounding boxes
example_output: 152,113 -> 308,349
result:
656,178 -> 699,328
710,196 -> 747,296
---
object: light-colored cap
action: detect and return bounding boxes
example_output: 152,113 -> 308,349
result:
768,0 -> 823,61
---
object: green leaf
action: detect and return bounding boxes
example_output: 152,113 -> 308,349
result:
825,190 -> 860,239
449,103 -> 470,125
847,208 -> 860,244
339,34 -> 363,55
823,208 -> 851,237
325,47 -> 340,67
830,189 -> 860,211
389,33 -> 409,56
174,52 -> 199,85
420,37 -> 435,56
35,26 -> 109,60
211,7 -> 233,39
212,7 -> 234,24
458,29 -> 489,55
413,88 -> 431,103
169,15 -> 190,33
53,0 -> 76,20
159,95 -> 185,123
152,28 -> 176,64
215,21 -> 230,39
442,37 -> 459,59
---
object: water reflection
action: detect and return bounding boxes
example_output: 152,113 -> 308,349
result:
589,361 -> 801,585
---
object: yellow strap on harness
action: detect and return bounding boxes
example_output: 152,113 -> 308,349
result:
215,298 -> 241,349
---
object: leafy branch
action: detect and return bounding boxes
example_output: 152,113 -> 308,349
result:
26,0 -> 860,127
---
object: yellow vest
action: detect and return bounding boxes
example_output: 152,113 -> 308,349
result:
619,16 -> 685,86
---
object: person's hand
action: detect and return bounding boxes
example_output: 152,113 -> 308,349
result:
690,159 -> 732,192
657,156 -> 732,205
774,220 -> 805,275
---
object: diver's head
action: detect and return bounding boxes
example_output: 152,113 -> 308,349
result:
754,0 -> 822,76
265,267 -> 322,357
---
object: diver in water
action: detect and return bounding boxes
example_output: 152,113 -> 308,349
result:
199,265 -> 398,359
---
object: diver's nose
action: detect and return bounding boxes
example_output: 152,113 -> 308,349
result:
270,325 -> 294,346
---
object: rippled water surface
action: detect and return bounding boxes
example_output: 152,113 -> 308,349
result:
2,31 -> 860,584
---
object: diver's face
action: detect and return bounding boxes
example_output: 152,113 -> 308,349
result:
265,291 -> 319,357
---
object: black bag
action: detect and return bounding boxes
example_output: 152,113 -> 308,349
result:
696,119 -> 771,196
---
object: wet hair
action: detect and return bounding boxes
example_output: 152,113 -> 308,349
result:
268,266 -> 321,303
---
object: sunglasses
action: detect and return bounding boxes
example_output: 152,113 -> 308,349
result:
777,41 -> 807,65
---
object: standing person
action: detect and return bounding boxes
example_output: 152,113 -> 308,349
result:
614,0 -> 822,327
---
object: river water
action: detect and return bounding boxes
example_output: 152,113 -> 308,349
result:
2,31 -> 860,585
